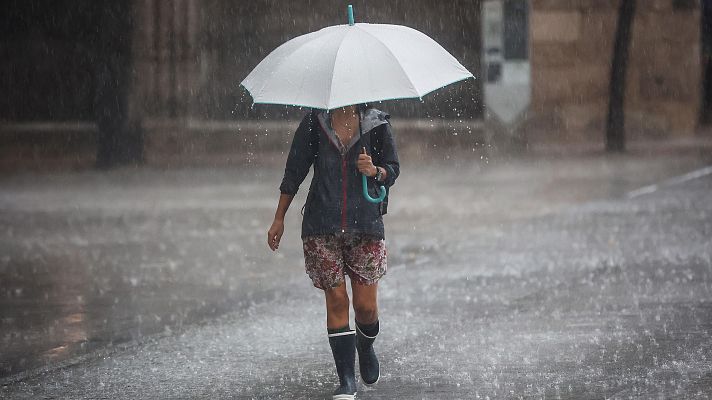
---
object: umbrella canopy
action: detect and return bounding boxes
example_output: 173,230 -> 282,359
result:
241,10 -> 474,110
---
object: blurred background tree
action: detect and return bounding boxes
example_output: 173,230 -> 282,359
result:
606,0 -> 636,153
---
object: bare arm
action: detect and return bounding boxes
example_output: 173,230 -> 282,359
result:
267,193 -> 294,251
270,112 -> 316,252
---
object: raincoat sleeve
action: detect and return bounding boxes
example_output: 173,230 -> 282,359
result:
279,112 -> 316,195
376,122 -> 400,188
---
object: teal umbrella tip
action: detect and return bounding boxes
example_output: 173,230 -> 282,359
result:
348,5 -> 354,26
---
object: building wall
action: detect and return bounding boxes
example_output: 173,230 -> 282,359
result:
129,0 -> 483,121
0,0 -> 484,170
529,0 -> 701,142
130,0 -> 200,120
627,0 -> 700,137
129,0 -> 485,166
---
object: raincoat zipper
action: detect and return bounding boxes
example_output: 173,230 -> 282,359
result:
341,157 -> 347,232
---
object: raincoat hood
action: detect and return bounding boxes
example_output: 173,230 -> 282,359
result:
361,108 -> 390,134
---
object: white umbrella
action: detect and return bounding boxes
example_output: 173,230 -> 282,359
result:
241,5 -> 474,110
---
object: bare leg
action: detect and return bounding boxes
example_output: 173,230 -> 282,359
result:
351,282 -> 378,325
325,281 -> 350,329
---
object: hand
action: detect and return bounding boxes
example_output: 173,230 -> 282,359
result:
267,219 -> 284,251
358,147 -> 377,177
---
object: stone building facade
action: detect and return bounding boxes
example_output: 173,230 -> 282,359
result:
128,0 -> 483,121
0,0 -> 707,170
124,0 -> 483,165
528,0 -> 703,142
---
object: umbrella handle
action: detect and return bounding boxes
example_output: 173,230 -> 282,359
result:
362,174 -> 386,203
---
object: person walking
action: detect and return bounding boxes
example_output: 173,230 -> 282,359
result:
267,103 -> 399,399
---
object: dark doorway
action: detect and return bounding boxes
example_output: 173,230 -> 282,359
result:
701,0 -> 712,125
0,0 -> 142,167
503,0 -> 528,61
0,0 -> 102,121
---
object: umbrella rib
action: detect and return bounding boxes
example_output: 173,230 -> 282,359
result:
255,33 -> 327,104
326,28 -> 353,110
354,25 -> 420,97
293,33 -> 341,109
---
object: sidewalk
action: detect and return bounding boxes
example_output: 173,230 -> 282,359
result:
1,146 -> 711,398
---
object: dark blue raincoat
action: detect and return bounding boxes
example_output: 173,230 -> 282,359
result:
279,107 -> 400,239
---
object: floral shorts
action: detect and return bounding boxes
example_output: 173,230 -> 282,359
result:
302,233 -> 387,290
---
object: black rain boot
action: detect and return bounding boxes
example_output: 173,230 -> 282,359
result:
328,330 -> 357,400
355,320 -> 380,385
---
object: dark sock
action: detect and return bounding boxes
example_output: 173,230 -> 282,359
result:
328,324 -> 352,335
356,319 -> 379,337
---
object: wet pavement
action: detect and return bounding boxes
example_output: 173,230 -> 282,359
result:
1,146 -> 712,398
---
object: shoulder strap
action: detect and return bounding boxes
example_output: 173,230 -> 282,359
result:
359,120 -> 383,156
368,124 -> 385,161
310,109 -> 319,158
367,124 -> 388,216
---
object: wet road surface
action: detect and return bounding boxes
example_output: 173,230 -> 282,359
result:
1,148 -> 711,398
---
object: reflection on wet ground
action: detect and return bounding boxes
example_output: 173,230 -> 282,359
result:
0,147 -> 711,389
